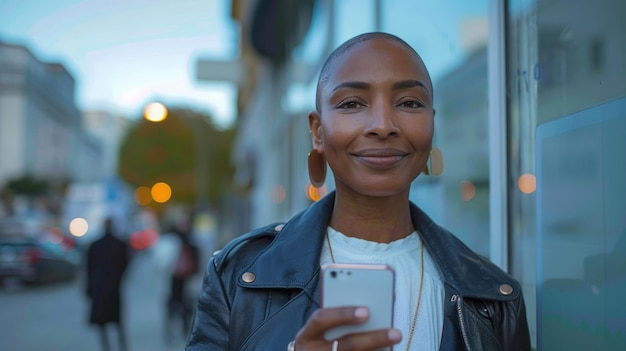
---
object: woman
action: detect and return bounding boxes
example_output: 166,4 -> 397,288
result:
186,32 -> 530,351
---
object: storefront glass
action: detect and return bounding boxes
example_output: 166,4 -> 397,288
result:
507,0 -> 626,348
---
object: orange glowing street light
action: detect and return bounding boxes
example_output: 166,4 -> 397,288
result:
134,186 -> 152,206
151,182 -> 172,203
144,102 -> 168,122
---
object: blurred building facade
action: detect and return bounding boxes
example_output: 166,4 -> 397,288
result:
83,110 -> 131,179
0,41 -> 104,188
205,0 -> 626,349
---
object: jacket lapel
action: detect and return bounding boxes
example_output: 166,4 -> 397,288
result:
237,193 -> 336,304
410,202 -> 520,301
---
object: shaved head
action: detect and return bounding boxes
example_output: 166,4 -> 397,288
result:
315,32 -> 433,112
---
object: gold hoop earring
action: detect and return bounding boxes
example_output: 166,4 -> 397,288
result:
423,147 -> 444,176
308,150 -> 327,188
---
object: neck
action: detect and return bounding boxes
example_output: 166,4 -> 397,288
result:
329,190 -> 414,243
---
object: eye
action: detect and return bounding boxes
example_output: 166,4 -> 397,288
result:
336,99 -> 363,110
398,100 -> 424,109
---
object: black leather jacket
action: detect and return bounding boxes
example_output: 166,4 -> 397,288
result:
186,192 -> 531,350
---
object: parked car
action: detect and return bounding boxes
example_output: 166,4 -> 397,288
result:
0,236 -> 79,285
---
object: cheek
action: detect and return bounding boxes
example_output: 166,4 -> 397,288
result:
321,132 -> 347,158
320,118 -> 360,150
406,120 -> 435,149
418,131 -> 434,149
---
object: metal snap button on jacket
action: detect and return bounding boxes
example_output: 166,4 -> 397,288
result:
499,284 -> 513,295
242,272 -> 256,283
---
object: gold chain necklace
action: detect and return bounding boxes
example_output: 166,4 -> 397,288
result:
325,231 -> 424,351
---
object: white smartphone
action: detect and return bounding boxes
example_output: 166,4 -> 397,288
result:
320,263 -> 395,349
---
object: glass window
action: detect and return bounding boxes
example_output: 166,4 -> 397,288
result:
507,0 -> 626,348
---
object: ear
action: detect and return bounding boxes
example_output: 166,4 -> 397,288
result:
308,111 -> 323,151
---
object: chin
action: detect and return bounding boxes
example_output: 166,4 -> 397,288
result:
350,183 -> 412,198
365,190 -> 409,198
335,173 -> 416,198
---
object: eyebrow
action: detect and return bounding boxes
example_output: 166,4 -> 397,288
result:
331,81 -> 370,92
331,80 -> 430,94
392,80 -> 429,92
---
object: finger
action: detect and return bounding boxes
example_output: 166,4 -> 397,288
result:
337,328 -> 402,351
298,306 -> 369,340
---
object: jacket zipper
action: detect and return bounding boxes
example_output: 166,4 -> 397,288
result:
453,294 -> 472,351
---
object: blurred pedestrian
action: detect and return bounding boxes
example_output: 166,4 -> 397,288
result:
165,210 -> 200,346
86,217 -> 130,351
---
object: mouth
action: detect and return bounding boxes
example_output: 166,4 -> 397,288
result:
351,149 -> 409,169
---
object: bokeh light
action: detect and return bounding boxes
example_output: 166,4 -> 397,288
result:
306,183 -> 328,202
518,173 -> 536,194
134,186 -> 152,205
460,180 -> 476,201
69,217 -> 89,237
130,228 -> 159,250
151,182 -> 172,203
144,102 -> 168,122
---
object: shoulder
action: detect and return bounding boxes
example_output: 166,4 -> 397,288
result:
436,230 -> 521,299
410,203 -> 521,300
211,222 -> 285,274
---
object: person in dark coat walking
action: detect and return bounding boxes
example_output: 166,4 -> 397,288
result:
86,217 -> 130,351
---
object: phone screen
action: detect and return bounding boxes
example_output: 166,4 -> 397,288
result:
320,263 -> 395,343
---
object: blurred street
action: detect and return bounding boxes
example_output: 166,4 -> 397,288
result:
0,235 -> 201,351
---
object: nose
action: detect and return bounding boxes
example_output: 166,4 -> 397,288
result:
364,101 -> 400,138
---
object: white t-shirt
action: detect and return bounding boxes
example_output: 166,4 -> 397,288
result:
320,227 -> 444,350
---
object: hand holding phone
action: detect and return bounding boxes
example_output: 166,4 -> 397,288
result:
320,263 -> 395,345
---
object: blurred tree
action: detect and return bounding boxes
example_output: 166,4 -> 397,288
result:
118,108 -> 235,211
3,174 -> 50,196
0,174 -> 55,216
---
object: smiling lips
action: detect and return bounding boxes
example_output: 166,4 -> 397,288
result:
352,149 -> 409,169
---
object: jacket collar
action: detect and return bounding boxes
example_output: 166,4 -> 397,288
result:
410,202 -> 520,300
240,192 -> 333,291
242,191 -> 518,301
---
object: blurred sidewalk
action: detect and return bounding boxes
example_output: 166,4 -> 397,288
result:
0,233 -> 202,351
125,233 -> 201,351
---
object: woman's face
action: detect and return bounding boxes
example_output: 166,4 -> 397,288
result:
310,38 -> 434,197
